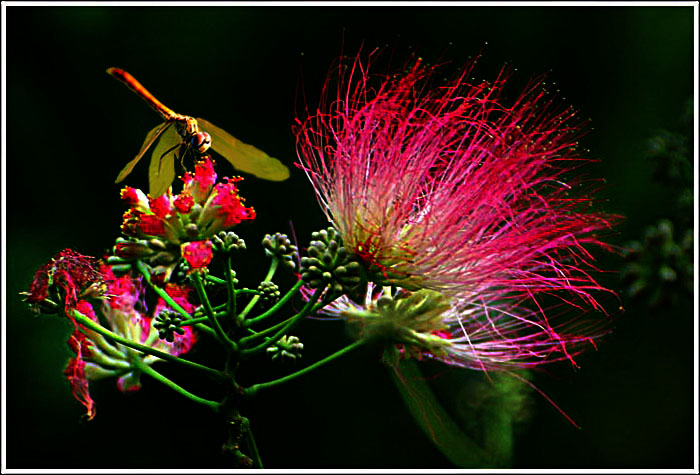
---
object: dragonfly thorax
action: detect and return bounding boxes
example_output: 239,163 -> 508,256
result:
175,116 -> 199,138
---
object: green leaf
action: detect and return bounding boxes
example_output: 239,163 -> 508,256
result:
390,359 -> 493,468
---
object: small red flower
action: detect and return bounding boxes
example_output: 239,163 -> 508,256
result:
211,179 -> 256,228
148,194 -> 173,219
137,214 -> 167,237
173,193 -> 195,214
24,249 -> 105,315
183,156 -> 218,203
120,186 -> 148,209
181,240 -> 214,270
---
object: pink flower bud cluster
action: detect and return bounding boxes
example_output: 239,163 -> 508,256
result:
118,156 -> 255,273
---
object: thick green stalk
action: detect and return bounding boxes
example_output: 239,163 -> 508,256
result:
245,339 -> 365,396
131,358 -> 220,411
244,279 -> 304,328
241,286 -> 324,356
70,309 -> 224,381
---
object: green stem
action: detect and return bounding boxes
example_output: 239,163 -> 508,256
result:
241,316 -> 292,345
194,303 -> 227,316
245,339 -> 365,396
240,283 -> 326,345
132,358 -> 220,411
244,279 -> 304,328
205,274 -> 226,285
237,258 -> 279,321
226,254 -> 236,320
181,316 -> 212,326
246,423 -> 263,468
184,310 -> 231,326
241,286 -> 325,356
192,272 -> 238,353
235,289 -> 259,297
134,260 -> 191,320
71,310 -> 224,381
193,322 -> 217,338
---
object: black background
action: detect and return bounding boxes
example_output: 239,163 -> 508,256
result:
4,5 -> 696,469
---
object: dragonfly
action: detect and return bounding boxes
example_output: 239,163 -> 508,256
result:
107,67 -> 290,197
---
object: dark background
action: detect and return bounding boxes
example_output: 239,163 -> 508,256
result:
4,5 -> 696,469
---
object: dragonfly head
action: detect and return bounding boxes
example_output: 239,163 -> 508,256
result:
191,132 -> 212,155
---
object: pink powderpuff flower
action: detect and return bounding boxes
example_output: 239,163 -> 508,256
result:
311,282 -> 609,371
64,264 -> 197,419
294,52 -> 620,311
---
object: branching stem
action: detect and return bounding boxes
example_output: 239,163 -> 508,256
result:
192,272 -> 238,353
244,279 -> 303,328
245,339 -> 365,396
132,358 -> 220,411
237,258 -> 279,321
241,286 -> 325,356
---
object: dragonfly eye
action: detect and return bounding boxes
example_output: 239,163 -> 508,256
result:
191,132 -> 212,154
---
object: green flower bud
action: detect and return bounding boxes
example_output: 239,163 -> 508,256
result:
262,233 -> 298,271
266,335 -> 304,363
299,227 -> 364,294
153,309 -> 186,342
212,231 -> 247,254
257,281 -> 281,305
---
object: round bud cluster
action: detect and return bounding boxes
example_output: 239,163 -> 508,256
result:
212,231 -> 246,254
153,309 -> 186,342
257,281 -> 281,305
266,335 -> 304,362
300,227 -> 363,294
262,233 -> 298,271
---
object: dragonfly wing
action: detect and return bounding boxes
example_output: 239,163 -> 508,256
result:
148,123 -> 180,197
115,121 -> 171,183
197,118 -> 290,181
